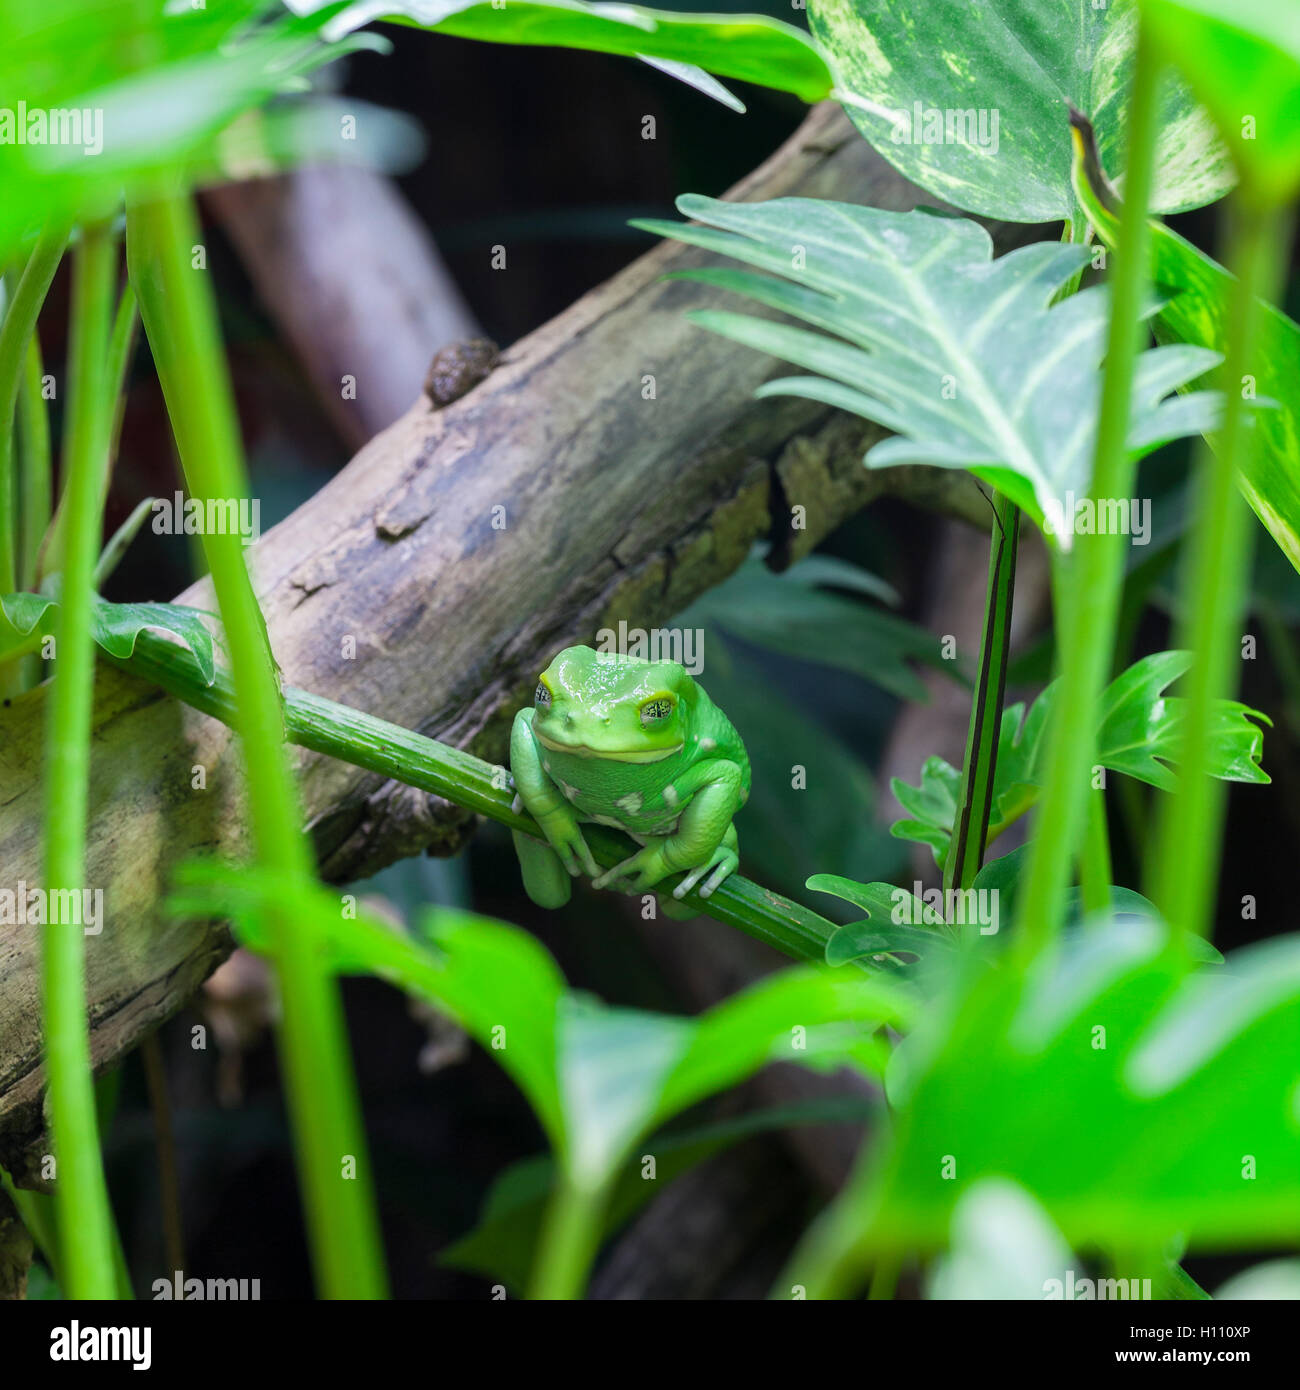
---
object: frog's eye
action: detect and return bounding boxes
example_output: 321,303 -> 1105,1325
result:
535,681 -> 552,709
639,695 -> 675,726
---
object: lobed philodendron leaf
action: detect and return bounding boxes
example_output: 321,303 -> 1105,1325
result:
636,195 -> 1224,543
0,592 -> 218,685
1139,0 -> 1300,205
890,651 -> 1269,865
810,0 -> 1234,224
810,853 -> 1225,968
868,921 -> 1300,1251
0,592 -> 55,662
289,0 -> 834,108
170,864 -> 914,1196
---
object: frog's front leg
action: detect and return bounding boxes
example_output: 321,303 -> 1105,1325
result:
510,709 -> 598,893
592,762 -> 744,898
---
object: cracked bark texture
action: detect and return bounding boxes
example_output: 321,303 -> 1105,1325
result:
0,103 -> 1031,1179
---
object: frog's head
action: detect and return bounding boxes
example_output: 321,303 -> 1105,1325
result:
531,645 -> 695,762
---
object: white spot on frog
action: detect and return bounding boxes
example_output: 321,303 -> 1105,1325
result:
699,737 -> 716,752
560,781 -> 580,802
616,792 -> 643,815
663,785 -> 678,808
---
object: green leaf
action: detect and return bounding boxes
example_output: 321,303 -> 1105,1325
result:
889,651 -> 1269,862
0,591 -> 56,660
971,845 -> 1226,964
0,2 -> 413,259
88,599 -> 218,686
170,863 -> 914,1193
681,554 -> 951,702
441,1096 -> 877,1293
0,592 -> 218,684
808,873 -> 953,967
638,196 -> 1223,541
1140,0 -> 1300,204
871,921 -> 1300,1250
811,0 -> 1233,224
927,1179 -> 1072,1300
307,0 -> 834,104
1096,650 -> 1270,790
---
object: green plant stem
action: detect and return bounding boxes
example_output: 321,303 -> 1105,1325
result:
18,335 -> 51,590
867,1250 -> 901,1301
42,224 -> 118,1300
1014,25 -> 1160,958
1148,196 -> 1293,948
115,628 -> 846,966
1081,787 -> 1113,917
41,284 -> 137,580
126,192 -> 387,1299
0,228 -> 66,696
944,491 -> 1019,900
528,1175 -> 608,1300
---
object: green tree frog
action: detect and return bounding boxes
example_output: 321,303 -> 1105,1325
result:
509,645 -> 750,914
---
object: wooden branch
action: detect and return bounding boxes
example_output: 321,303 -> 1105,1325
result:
0,104 -> 1032,1177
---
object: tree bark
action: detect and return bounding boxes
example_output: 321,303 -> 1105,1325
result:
0,103 -> 1028,1178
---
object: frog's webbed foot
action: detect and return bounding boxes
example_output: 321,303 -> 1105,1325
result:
591,838 -> 671,895
671,831 -> 740,901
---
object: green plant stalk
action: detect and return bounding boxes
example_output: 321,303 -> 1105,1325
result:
1013,28 -> 1161,957
126,195 -> 386,1299
17,336 -> 52,691
115,629 -> 847,965
42,224 -> 119,1299
18,335 -> 51,591
0,228 -> 66,697
40,285 -> 137,580
1149,196 -> 1293,945
1082,787 -> 1113,917
528,1175 -> 610,1300
0,229 -> 65,586
944,491 -> 1019,900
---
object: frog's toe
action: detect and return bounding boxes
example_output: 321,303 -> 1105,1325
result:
699,857 -> 738,897
672,842 -> 739,900
592,854 -> 637,891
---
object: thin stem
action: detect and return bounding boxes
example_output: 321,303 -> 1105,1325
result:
1081,786 -> 1113,917
528,1175 -> 608,1300
42,224 -> 119,1299
126,193 -> 386,1299
1014,25 -> 1161,958
0,228 -> 66,598
18,335 -> 51,590
41,285 -> 137,580
866,1251 -> 901,1301
944,490 -> 1018,900
114,628 -> 847,966
1148,196 -> 1293,948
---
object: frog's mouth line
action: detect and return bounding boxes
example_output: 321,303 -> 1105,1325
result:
535,730 -> 683,762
